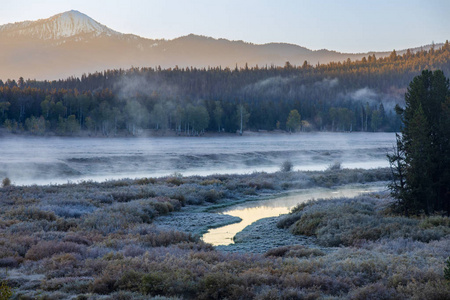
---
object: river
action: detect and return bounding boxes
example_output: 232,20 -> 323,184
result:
0,132 -> 395,185
202,182 -> 387,246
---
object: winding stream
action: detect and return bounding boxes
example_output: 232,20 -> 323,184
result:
202,183 -> 387,246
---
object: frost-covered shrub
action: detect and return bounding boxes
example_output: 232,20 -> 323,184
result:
115,270 -> 144,292
82,211 -> 141,233
44,204 -> 96,218
247,180 -> 275,190
291,212 -> 325,236
135,177 -> 157,185
200,178 -> 222,186
90,274 -> 118,295
0,257 -> 20,268
348,283 -> 399,300
327,161 -> 341,171
203,189 -> 224,203
62,234 -> 92,246
7,220 -> 53,233
198,271 -> 239,300
25,241 -> 85,261
121,245 -> 146,258
277,201 -> 315,229
280,160 -> 293,172
285,195 -> 450,246
419,216 -> 450,229
265,245 -> 325,258
8,206 -> 57,221
397,279 -> 450,300
166,176 -> 183,186
138,228 -> 196,247
310,168 -> 392,187
42,253 -> 81,278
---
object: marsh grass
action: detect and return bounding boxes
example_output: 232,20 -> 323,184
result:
0,168 -> 447,299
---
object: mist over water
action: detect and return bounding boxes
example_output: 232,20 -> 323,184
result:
0,132 -> 396,185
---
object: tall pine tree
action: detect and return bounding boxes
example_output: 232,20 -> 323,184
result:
389,70 -> 450,215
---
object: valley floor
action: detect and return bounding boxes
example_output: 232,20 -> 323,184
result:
0,168 -> 448,299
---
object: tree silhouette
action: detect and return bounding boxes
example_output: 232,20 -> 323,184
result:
388,70 -> 450,215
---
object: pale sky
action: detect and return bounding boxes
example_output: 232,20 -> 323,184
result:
0,0 -> 448,53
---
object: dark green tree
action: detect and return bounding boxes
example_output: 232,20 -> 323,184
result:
388,70 -> 450,215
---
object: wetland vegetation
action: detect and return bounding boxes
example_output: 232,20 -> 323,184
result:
0,167 -> 448,299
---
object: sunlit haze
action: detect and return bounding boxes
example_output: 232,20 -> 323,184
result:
1,0 -> 448,53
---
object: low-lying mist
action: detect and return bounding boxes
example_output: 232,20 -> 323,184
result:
0,132 -> 396,185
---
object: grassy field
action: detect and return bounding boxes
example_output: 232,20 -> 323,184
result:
0,168 -> 448,299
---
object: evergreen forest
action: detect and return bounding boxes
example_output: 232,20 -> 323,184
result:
1,42 -> 449,136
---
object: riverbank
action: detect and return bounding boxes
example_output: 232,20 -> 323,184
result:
0,126 -> 398,139
0,127 -> 300,138
0,168 -> 448,299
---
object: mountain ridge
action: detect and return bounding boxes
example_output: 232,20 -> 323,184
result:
0,10 -> 444,80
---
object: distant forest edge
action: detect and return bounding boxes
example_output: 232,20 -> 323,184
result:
0,42 -> 449,136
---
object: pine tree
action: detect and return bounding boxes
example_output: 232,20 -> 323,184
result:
389,70 -> 450,215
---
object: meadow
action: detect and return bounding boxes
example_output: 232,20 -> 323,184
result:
0,167 -> 449,299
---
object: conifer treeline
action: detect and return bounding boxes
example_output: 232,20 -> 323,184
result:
0,42 -> 449,135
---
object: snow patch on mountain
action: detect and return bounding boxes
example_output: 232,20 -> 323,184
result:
0,10 -> 121,39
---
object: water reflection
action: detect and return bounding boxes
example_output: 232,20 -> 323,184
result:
202,183 -> 385,246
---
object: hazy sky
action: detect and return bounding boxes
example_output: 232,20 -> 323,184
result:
1,0 -> 448,53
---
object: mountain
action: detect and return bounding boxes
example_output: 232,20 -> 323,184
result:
0,10 -> 120,40
0,10 -> 443,80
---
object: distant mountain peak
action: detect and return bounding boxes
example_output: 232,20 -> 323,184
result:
0,10 -> 120,39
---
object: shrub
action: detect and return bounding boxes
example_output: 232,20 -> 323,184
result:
348,283 -> 399,300
63,235 -> 92,246
445,257 -> 450,281
419,216 -> 450,229
276,212 -> 302,229
166,173 -> 184,186
0,281 -> 13,300
0,257 -> 20,268
2,177 -> 11,188
276,201 -> 314,229
140,272 -> 169,296
25,241 -> 85,261
8,207 -> 57,222
110,191 -> 140,203
115,270 -> 144,292
397,279 -> 450,300
91,275 -> 117,295
291,212 -> 325,236
327,161 -> 341,171
265,245 -> 325,258
204,189 -> 224,203
199,272 -> 238,300
280,160 -> 293,172
139,228 -> 196,247
200,179 -> 222,186
82,210 -> 142,233
135,177 -> 157,185
170,193 -> 186,206
247,180 -> 274,190
122,245 -> 146,257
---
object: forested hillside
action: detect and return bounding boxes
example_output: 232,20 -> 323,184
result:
1,42 -> 449,136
